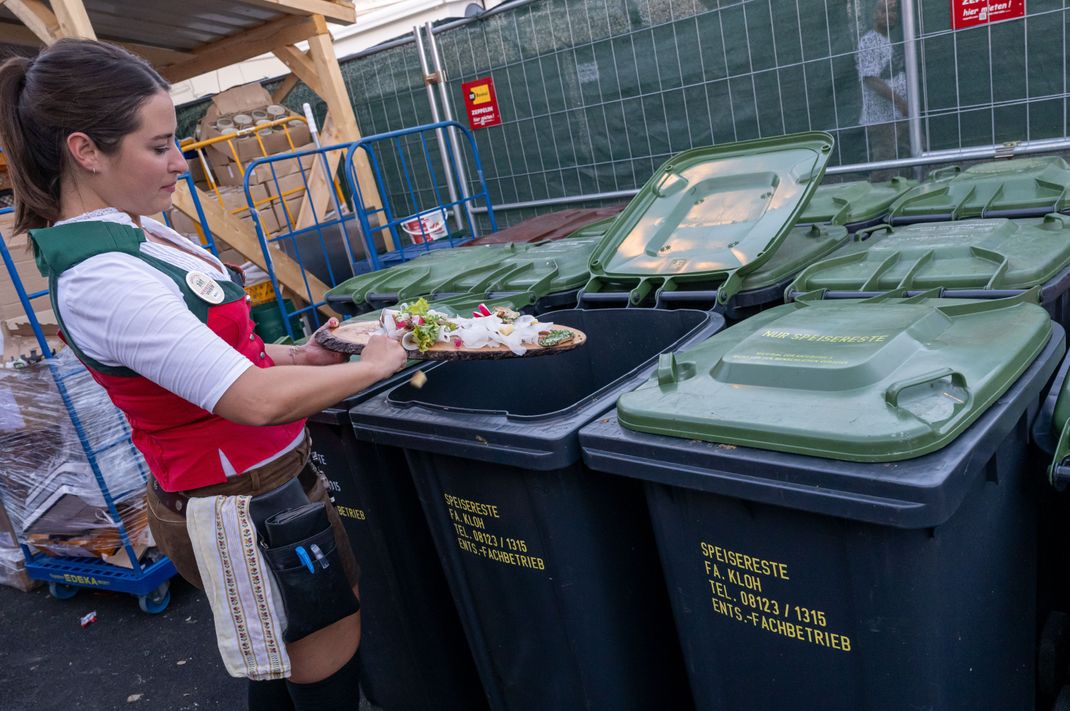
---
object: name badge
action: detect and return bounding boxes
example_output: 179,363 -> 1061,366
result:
185,271 -> 225,305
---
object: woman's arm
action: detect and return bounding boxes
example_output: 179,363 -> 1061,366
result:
214,334 -> 407,426
263,318 -> 349,367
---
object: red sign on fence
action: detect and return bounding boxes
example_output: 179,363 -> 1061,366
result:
462,77 -> 502,130
951,0 -> 1025,29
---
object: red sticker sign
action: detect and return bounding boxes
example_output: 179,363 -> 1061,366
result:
952,0 -> 1025,29
462,77 -> 502,130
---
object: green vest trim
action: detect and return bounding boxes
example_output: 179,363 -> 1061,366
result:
29,221 -> 247,377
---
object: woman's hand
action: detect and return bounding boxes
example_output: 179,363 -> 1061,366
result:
360,334 -> 409,379
292,318 -> 347,366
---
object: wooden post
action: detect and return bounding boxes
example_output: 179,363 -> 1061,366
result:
294,17 -> 385,242
49,0 -> 96,39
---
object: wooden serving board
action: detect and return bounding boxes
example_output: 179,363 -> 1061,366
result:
315,320 -> 587,360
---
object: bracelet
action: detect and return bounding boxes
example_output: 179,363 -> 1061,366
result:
289,345 -> 301,365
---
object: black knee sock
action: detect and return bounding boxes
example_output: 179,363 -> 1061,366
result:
247,678 -> 294,711
285,649 -> 361,711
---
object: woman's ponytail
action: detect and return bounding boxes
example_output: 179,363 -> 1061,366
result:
0,55 -> 57,233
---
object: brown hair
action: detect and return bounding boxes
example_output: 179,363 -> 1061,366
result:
0,39 -> 170,233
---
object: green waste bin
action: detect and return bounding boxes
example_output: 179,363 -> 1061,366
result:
798,177 -> 916,232
348,308 -> 725,711
579,294 -> 1065,710
251,299 -> 302,343
1029,350 -> 1070,705
888,156 -> 1070,224
787,214 -> 1070,329
432,237 -> 598,313
324,243 -> 520,316
580,132 -> 835,316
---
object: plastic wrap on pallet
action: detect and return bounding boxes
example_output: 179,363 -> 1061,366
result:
0,349 -> 150,563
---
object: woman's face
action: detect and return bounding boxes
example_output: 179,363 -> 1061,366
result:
98,90 -> 187,217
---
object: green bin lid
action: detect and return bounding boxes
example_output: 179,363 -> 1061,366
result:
888,156 -> 1070,222
588,132 -> 834,304
734,223 -> 849,291
799,177 -> 917,228
617,292 -> 1052,462
325,243 -> 520,307
433,238 -> 598,305
788,214 -> 1070,295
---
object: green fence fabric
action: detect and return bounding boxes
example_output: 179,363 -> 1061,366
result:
176,0 -> 1069,232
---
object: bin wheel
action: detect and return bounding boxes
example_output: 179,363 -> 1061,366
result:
138,581 -> 171,614
47,582 -> 79,600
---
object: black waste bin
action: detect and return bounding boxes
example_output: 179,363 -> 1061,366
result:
1029,350 -> 1070,705
348,308 -> 724,711
580,295 -> 1066,711
308,367 -> 487,711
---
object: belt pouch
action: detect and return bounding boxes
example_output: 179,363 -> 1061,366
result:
259,502 -> 359,643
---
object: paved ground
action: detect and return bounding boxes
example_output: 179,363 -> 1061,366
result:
0,577 -> 382,710
0,578 -> 247,711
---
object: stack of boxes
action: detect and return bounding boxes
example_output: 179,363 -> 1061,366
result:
171,82 -> 319,241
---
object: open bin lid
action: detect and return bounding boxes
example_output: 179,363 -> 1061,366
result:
432,238 -> 599,307
787,214 -> 1070,297
887,156 -> 1070,223
325,243 -> 520,310
617,292 -> 1053,462
798,177 -> 917,230
586,132 -> 834,305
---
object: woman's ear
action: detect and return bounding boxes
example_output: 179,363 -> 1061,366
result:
66,132 -> 102,175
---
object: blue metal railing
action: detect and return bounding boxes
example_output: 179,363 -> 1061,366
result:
243,143 -> 375,339
344,120 -> 497,269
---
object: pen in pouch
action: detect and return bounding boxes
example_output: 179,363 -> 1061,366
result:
309,543 -> 330,569
295,545 -> 316,574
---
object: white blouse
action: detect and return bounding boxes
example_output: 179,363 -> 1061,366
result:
53,209 -> 302,476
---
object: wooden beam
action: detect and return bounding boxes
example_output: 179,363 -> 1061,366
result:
238,0 -> 355,25
271,45 -> 324,98
123,43 -> 194,68
172,182 -> 332,314
271,74 -> 300,104
159,15 -> 319,84
0,21 -> 192,67
304,23 -> 383,215
49,0 -> 96,39
2,0 -> 60,44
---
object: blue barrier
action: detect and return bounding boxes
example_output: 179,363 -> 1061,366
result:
344,120 -> 497,269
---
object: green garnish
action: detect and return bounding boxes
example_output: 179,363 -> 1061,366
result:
538,329 -> 574,347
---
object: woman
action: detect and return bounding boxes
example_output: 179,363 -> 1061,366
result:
0,39 -> 408,710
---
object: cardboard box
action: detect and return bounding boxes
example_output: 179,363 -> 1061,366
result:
264,172 -> 307,202
0,214 -> 52,331
213,83 -> 273,116
4,310 -> 58,338
261,122 -> 312,154
255,206 -> 283,236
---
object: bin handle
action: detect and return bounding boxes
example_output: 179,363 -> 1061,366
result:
1050,416 -> 1070,490
883,368 -> 967,409
929,165 -> 962,181
658,353 -> 678,386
